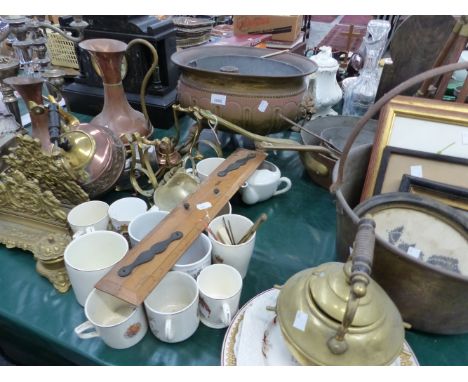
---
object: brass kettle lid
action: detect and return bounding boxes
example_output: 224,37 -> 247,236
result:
309,261 -> 382,327
276,219 -> 405,366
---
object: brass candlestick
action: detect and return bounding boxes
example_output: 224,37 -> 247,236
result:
0,56 -> 22,127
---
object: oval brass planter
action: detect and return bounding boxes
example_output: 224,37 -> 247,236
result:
172,46 -> 317,135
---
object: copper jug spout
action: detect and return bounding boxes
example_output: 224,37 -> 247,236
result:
4,76 -> 53,152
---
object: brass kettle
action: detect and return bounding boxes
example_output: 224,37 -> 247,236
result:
276,218 -> 405,366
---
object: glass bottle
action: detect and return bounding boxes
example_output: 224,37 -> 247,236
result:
342,20 -> 390,117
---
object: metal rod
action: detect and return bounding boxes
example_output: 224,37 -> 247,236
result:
278,113 -> 343,156
261,49 -> 290,59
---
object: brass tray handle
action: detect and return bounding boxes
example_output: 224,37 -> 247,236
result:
327,217 -> 376,355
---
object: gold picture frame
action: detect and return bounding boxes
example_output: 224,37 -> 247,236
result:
361,96 -> 468,200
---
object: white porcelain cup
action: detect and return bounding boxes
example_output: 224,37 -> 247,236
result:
144,271 -> 199,343
129,210 -> 212,278
67,200 -> 110,234
172,233 -> 212,279
214,201 -> 232,220
196,157 -> 226,182
197,264 -> 243,329
64,231 -> 129,306
108,197 -> 148,233
74,288 -> 148,349
240,161 -> 291,205
207,214 -> 256,278
128,210 -> 169,247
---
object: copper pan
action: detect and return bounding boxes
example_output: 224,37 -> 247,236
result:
332,60 -> 468,334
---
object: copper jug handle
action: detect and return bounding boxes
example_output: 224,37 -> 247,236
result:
126,38 -> 159,130
327,217 -> 376,355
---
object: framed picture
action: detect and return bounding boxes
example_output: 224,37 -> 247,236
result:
373,146 -> 468,196
361,95 -> 468,200
399,174 -> 468,212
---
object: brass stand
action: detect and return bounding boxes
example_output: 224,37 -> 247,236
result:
0,135 -> 89,292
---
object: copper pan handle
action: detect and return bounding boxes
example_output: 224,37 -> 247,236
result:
331,60 -> 468,194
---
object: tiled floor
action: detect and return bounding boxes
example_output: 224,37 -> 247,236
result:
306,15 -> 344,49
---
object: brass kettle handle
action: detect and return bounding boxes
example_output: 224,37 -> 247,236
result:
327,217 -> 376,355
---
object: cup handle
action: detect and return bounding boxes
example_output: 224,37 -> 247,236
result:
72,226 -> 95,240
74,320 -> 99,339
273,177 -> 292,196
222,303 -> 231,326
165,318 -> 173,341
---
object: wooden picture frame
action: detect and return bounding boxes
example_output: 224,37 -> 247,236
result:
373,146 -> 468,196
361,95 -> 468,200
399,174 -> 468,212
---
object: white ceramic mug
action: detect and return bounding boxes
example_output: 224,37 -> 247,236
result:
172,233 -> 212,279
129,210 -> 212,278
67,200 -> 110,234
197,264 -> 243,329
75,288 -> 148,349
240,161 -> 291,205
128,210 -> 169,247
108,197 -> 148,233
214,201 -> 232,220
196,157 -> 225,182
64,231 -> 129,306
207,214 -> 255,278
144,271 -> 199,343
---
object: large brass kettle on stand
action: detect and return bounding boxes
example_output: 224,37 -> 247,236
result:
275,218 -> 405,366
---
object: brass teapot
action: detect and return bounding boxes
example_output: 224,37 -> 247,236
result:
276,218 -> 405,366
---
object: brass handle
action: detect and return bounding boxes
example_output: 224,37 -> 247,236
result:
327,218 -> 376,355
127,38 -> 159,131
300,152 -> 329,176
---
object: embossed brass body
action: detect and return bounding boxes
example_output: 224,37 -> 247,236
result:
0,135 -> 90,292
276,219 -> 405,365
172,46 -> 317,135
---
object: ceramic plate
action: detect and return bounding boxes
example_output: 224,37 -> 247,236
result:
221,288 -> 419,366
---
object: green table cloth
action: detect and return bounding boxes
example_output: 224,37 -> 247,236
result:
0,118 -> 468,365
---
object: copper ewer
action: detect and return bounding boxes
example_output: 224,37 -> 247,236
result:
78,38 -> 156,143
4,76 -> 53,152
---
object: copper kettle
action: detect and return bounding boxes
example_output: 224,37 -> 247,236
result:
4,76 -> 125,197
275,218 -> 405,366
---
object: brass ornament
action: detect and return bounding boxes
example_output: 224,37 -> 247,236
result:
2,134 -> 89,206
0,134 -> 90,292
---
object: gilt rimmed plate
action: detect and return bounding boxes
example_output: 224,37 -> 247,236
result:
221,288 -> 419,366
